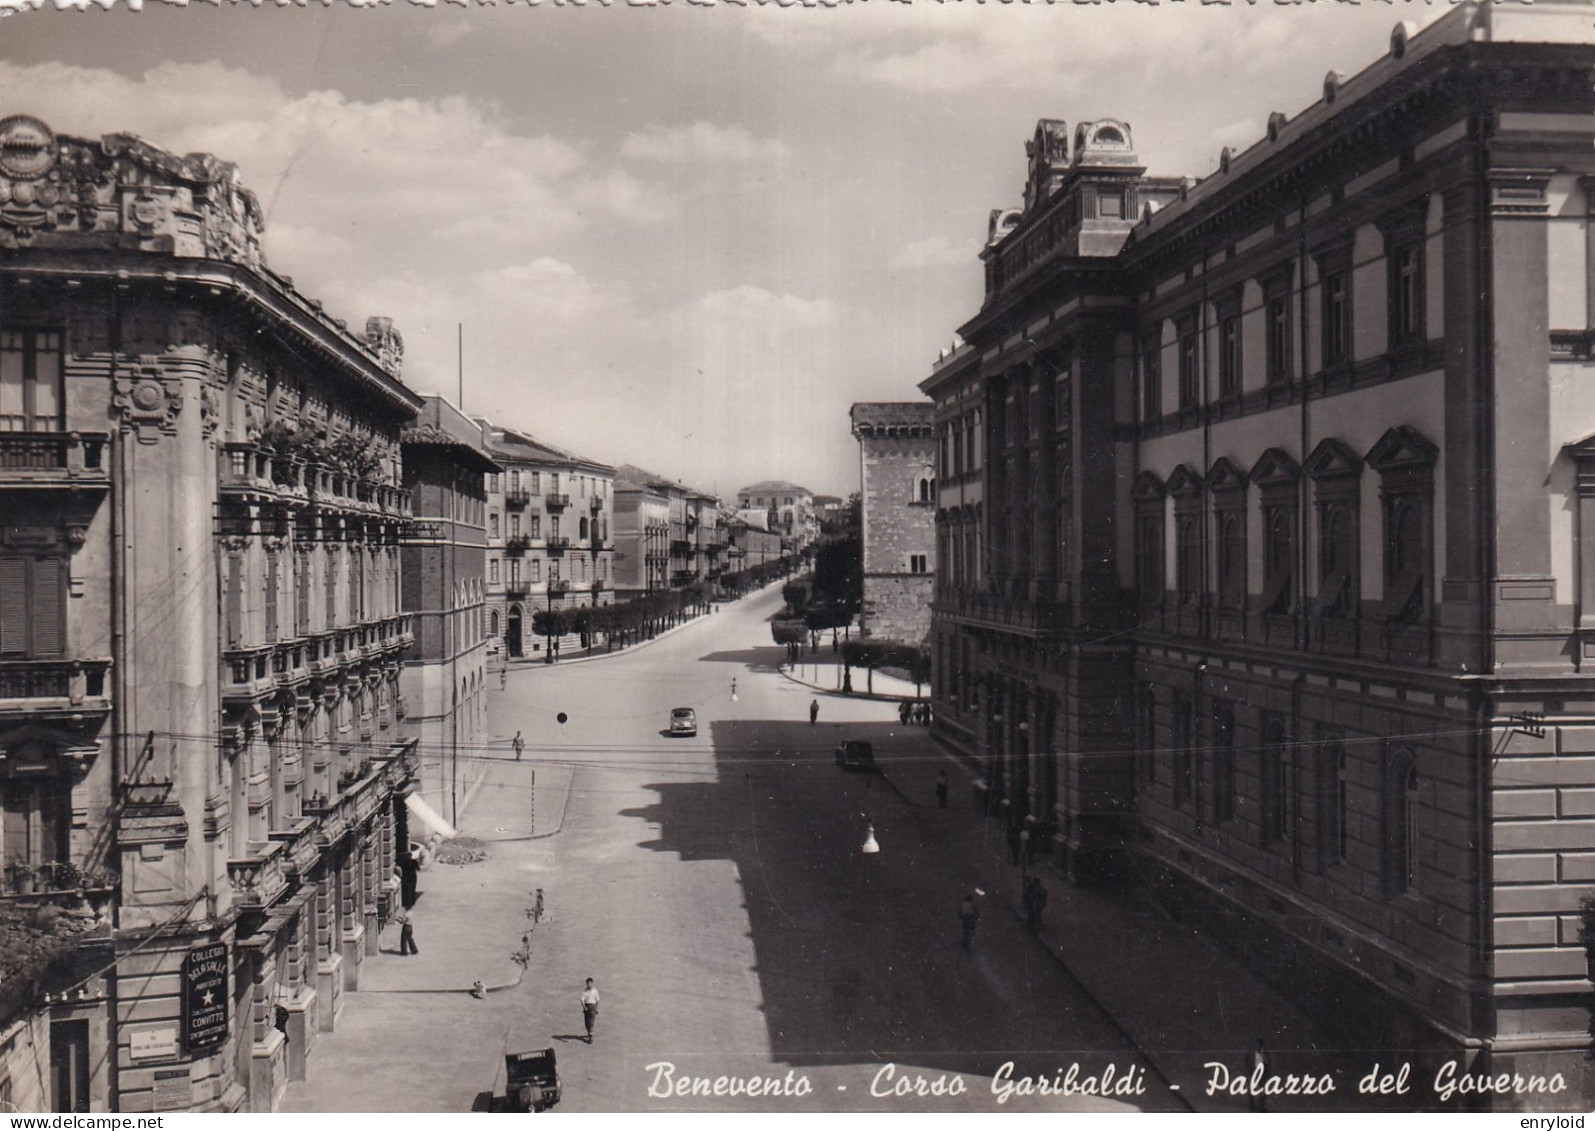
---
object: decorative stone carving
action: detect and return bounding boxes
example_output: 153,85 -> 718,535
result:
364,317 -> 403,378
200,384 -> 221,439
113,364 -> 184,443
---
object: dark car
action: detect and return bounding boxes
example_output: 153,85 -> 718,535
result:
503,1047 -> 561,1111
835,740 -> 876,772
669,707 -> 698,737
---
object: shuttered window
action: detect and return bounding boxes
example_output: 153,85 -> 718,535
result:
225,553 -> 244,647
0,555 -> 66,657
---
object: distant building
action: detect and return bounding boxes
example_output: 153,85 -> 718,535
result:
480,426 -> 614,659
399,397 -> 498,824
736,480 -> 818,553
851,403 -> 936,641
612,478 -> 669,598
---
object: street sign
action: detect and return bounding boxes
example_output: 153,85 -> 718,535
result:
181,942 -> 229,1053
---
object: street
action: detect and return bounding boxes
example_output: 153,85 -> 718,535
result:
283,585 -> 1172,1113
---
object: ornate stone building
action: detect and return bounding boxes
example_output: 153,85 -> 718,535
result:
924,4 -> 1595,1105
850,402 -> 937,642
0,117 -> 422,1111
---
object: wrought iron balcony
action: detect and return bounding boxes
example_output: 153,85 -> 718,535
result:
548,578 -> 571,594
505,584 -> 529,601
504,487 -> 531,507
504,535 -> 530,554
0,431 -> 111,493
546,536 -> 571,552
0,860 -> 117,900
544,493 -> 571,509
589,495 -> 603,512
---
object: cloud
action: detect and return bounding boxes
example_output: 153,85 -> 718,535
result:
424,22 -> 474,49
620,121 -> 789,165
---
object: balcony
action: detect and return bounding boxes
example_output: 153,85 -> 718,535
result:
590,496 -> 603,512
267,817 -> 321,881
545,493 -> 571,509
504,535 -> 530,555
670,539 -> 693,555
546,536 -> 570,552
227,839 -> 290,910
504,487 -> 531,507
0,860 -> 118,900
0,659 -> 112,714
0,431 -> 111,493
592,578 -> 607,592
548,578 -> 571,595
505,584 -> 529,601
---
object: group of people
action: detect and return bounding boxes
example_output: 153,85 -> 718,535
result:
897,700 -> 932,726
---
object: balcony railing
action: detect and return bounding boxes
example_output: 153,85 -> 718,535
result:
546,536 -> 570,552
0,659 -> 112,708
227,839 -> 289,910
0,861 -> 118,899
0,431 -> 111,491
505,585 -> 529,600
590,496 -> 603,512
545,493 -> 571,509
504,488 -> 531,507
504,535 -> 530,554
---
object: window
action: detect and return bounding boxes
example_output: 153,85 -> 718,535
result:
1322,267 -> 1350,367
1265,272 -> 1293,385
1173,693 -> 1194,806
1176,515 -> 1201,607
489,512 -> 499,539
1137,683 -> 1157,785
551,516 -> 560,539
530,515 -> 541,539
1213,704 -> 1236,822
1259,712 -> 1289,846
0,329 -> 64,431
529,559 -> 541,582
1385,748 -> 1418,895
509,470 -> 520,492
579,517 -> 588,541
264,551 -> 279,643
1178,315 -> 1200,409
1319,734 -> 1349,867
489,559 -> 500,585
551,474 -> 560,494
509,514 -> 520,538
1391,245 -> 1422,345
1134,476 -> 1165,616
2,755 -> 70,876
909,554 -> 928,574
1317,504 -> 1356,618
1141,335 -> 1162,423
1217,298 -> 1241,399
0,556 -> 66,657
507,558 -> 521,586
529,471 -> 541,494
1369,426 -> 1438,629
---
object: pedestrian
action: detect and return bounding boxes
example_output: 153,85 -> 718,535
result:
935,771 -> 948,809
731,677 -> 738,701
959,893 -> 981,953
1024,876 -> 1048,931
395,906 -> 418,955
580,978 -> 601,1043
809,699 -> 819,725
397,847 -> 419,908
500,665 -> 508,690
513,731 -> 525,761
1246,1038 -> 1268,1111
899,701 -> 911,725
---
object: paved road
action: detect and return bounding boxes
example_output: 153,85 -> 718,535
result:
284,586 -> 1174,1112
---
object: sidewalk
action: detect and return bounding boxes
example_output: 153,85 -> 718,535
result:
364,758 -> 575,996
780,654 -> 927,702
872,733 -> 1400,1114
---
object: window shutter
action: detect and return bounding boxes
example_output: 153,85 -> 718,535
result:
226,554 -> 243,647
0,557 -> 26,655
30,557 -> 65,656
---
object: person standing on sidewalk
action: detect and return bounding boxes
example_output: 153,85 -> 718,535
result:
513,731 -> 525,761
935,772 -> 949,809
809,699 -> 819,725
580,978 -> 601,1043
395,906 -> 419,955
959,893 -> 980,953
731,677 -> 738,701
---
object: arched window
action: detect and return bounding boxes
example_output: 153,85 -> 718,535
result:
579,517 -> 589,541
1386,748 -> 1419,895
490,609 -> 500,637
1176,516 -> 1201,606
1319,505 -> 1355,617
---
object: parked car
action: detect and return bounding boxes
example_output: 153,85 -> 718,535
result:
669,707 -> 698,736
835,740 -> 876,772
502,1047 -> 561,1111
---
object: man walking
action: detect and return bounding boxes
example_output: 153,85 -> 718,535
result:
935,771 -> 949,809
395,906 -> 418,955
513,731 -> 525,761
809,699 -> 819,725
580,978 -> 600,1044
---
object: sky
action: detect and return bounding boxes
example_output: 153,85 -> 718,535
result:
0,0 -> 1435,498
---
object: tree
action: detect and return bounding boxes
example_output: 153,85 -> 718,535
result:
771,617 -> 806,664
531,607 -> 570,662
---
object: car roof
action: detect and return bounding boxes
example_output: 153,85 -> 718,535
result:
672,707 -> 695,715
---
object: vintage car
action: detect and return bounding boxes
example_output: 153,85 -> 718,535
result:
835,740 -> 876,773
504,1047 -> 561,1112
669,707 -> 698,736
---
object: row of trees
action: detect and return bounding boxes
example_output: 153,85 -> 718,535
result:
534,557 -> 799,659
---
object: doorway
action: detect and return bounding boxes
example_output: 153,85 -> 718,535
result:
506,606 -> 523,658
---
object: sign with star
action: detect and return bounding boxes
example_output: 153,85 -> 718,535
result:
181,942 -> 229,1053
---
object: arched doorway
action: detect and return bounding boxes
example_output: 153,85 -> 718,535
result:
507,605 -> 524,658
